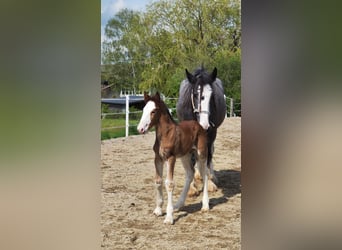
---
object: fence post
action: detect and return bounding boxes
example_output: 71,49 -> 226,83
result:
125,95 -> 129,137
230,98 -> 234,117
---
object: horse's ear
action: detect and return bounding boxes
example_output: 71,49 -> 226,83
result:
211,67 -> 217,81
185,69 -> 194,84
144,92 -> 150,102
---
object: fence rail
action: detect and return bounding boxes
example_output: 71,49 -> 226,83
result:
101,95 -> 240,138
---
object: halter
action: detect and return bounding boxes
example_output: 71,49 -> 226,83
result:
190,84 -> 216,128
191,85 -> 210,115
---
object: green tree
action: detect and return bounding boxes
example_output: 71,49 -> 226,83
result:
138,0 -> 240,96
102,9 -> 146,93
101,0 -> 241,101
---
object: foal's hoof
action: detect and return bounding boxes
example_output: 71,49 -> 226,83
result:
201,207 -> 209,212
163,216 -> 174,225
153,207 -> 163,216
208,180 -> 218,192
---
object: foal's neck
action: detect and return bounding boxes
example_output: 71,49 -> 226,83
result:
156,112 -> 176,135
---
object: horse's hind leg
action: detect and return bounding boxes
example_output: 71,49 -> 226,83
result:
192,153 -> 201,182
153,155 -> 164,216
174,154 -> 194,210
188,153 -> 200,197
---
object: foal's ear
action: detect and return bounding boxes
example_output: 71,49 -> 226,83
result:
144,92 -> 150,102
155,91 -> 161,101
185,69 -> 194,84
211,67 -> 217,81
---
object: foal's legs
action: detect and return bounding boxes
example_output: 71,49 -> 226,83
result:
164,156 -> 175,224
174,154 -> 194,210
153,154 -> 164,216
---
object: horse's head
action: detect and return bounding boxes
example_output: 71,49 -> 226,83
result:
186,67 -> 217,130
137,92 -> 162,134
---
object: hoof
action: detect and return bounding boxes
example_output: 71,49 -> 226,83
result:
188,182 -> 200,197
201,206 -> 209,212
188,188 -> 200,197
208,179 -> 218,192
153,207 -> 163,216
174,202 -> 184,211
163,217 -> 174,224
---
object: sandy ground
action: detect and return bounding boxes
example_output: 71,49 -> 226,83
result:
101,117 -> 241,249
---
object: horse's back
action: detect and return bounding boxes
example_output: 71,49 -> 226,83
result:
176,79 -> 193,121
210,78 -> 227,128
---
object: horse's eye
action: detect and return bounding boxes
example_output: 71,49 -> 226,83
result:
151,110 -> 156,115
201,96 -> 205,100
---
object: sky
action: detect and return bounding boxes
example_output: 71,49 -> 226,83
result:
101,0 -> 151,43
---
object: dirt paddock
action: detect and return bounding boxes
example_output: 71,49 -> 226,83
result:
101,117 -> 241,249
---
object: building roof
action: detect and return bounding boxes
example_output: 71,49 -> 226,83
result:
101,96 -> 145,109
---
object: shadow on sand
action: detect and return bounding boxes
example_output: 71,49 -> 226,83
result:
174,169 -> 241,221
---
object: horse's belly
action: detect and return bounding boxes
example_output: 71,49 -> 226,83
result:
159,146 -> 176,160
159,144 -> 193,159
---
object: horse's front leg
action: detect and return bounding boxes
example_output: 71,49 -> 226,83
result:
198,134 -> 210,211
153,154 -> 164,216
207,130 -> 218,192
164,156 -> 175,224
198,156 -> 209,211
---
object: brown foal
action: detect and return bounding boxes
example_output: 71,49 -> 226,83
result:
137,92 -> 210,224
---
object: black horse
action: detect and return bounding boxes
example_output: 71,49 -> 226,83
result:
176,67 -> 226,193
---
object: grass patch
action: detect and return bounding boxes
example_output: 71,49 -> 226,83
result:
100,109 -> 177,140
101,118 -> 140,140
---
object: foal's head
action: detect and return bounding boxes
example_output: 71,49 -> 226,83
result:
186,67 -> 217,130
137,92 -> 171,134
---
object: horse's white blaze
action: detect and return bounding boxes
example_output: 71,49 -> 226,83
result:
137,101 -> 156,133
198,84 -> 212,130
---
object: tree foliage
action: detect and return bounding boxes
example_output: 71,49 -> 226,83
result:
102,0 -> 241,103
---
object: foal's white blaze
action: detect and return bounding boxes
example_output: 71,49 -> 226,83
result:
198,84 -> 213,130
137,101 -> 156,134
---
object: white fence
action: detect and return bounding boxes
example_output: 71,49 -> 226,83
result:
101,96 -> 240,138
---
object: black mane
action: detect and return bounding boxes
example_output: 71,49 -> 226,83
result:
193,67 -> 212,86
